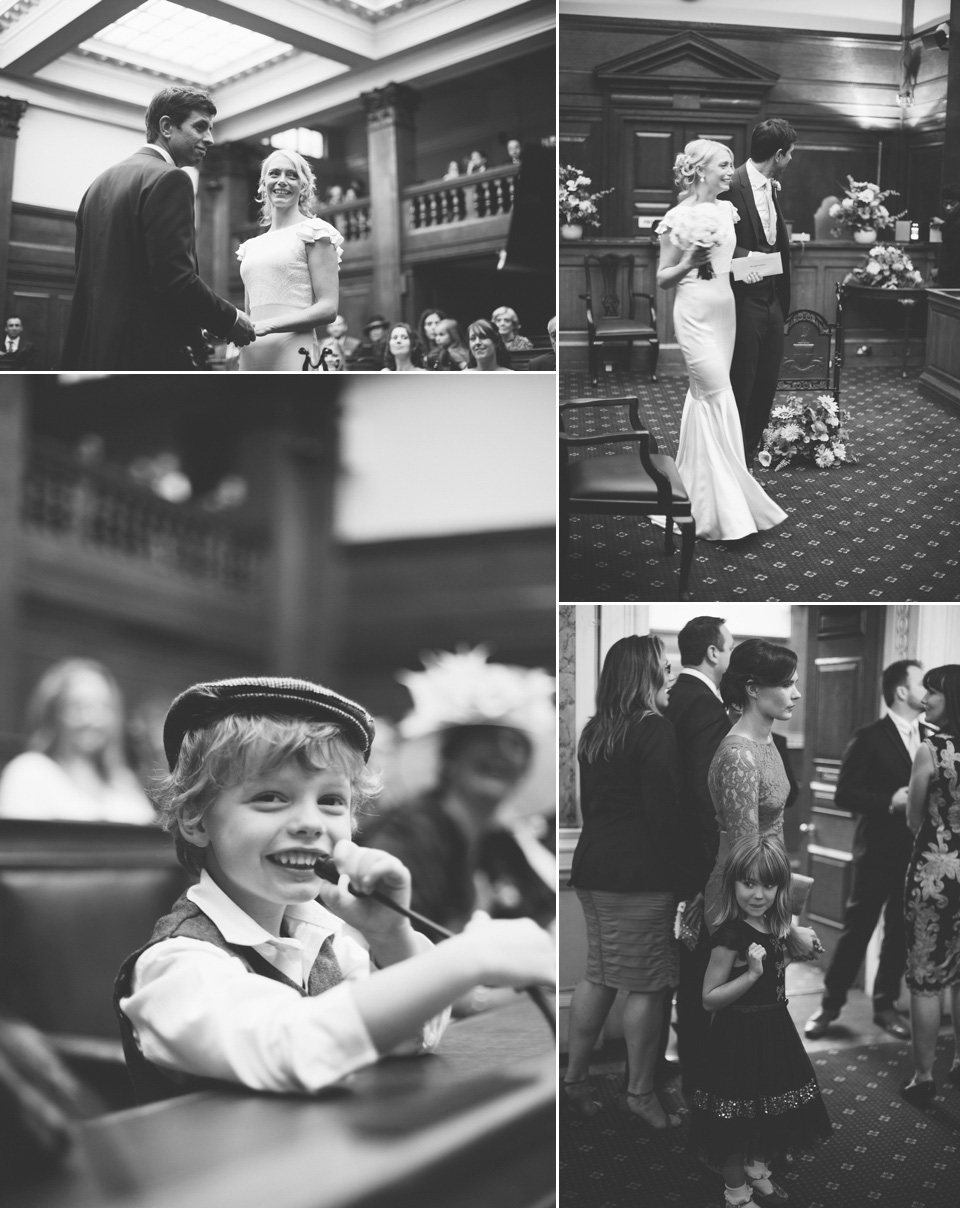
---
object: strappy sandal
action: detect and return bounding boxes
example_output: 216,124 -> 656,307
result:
618,1089 -> 680,1129
562,1077 -> 600,1116
745,1162 -> 789,1203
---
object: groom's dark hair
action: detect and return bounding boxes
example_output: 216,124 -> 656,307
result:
751,119 -> 797,163
145,87 -> 217,143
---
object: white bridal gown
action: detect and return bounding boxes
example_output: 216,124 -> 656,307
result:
658,200 -> 787,541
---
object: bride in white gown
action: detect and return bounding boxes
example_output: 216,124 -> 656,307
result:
237,150 -> 342,371
656,140 -> 787,542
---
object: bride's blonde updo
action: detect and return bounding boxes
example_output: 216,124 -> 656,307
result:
256,149 -> 318,227
673,140 -> 731,198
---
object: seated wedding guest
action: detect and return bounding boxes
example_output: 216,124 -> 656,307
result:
0,316 -> 40,370
115,676 -> 553,1101
506,139 -> 522,166
426,318 -> 470,371
360,648 -> 556,941
901,664 -> 960,1106
380,323 -> 428,373
443,160 -> 462,180
0,658 -> 156,824
326,315 -> 360,363
564,634 -> 696,1128
417,309 -> 446,360
317,339 -> 345,371
351,314 -> 390,371
464,319 -> 514,372
492,307 -> 533,352
465,151 -> 487,174
931,183 -> 960,289
804,660 -> 926,1043
527,316 -> 557,371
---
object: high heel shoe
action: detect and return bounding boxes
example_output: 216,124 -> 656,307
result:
618,1089 -> 681,1129
900,1077 -> 936,1106
563,1078 -> 600,1117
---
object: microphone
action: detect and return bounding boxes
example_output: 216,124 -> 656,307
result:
313,856 -> 555,1034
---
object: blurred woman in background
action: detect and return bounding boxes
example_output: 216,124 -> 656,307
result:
0,658 -> 155,823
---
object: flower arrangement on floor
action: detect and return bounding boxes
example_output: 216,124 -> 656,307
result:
829,177 -> 906,236
659,204 -> 724,279
559,165 -> 614,229
759,394 -> 855,470
843,243 -> 925,289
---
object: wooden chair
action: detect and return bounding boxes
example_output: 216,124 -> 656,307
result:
777,281 -> 844,404
560,397 -> 695,599
581,254 -> 658,384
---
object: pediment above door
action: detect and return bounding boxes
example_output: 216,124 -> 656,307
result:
595,31 -> 779,100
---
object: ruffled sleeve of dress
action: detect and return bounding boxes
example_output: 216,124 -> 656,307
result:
296,217 -> 344,268
708,739 -> 761,846
709,919 -> 744,954
235,239 -> 249,264
655,205 -> 681,238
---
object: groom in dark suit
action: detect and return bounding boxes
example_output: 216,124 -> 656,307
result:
662,616 -> 733,1093
726,119 -> 797,459
61,87 -> 255,370
804,660 -> 927,1042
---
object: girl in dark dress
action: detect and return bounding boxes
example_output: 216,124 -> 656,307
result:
689,835 -> 832,1207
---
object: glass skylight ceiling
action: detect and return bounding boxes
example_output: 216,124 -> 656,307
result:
79,0 -> 293,83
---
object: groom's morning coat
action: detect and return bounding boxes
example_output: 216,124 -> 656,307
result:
61,148 -> 236,370
725,162 -> 792,317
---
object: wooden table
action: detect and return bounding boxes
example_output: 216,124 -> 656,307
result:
9,999 -> 555,1208
841,284 -> 927,378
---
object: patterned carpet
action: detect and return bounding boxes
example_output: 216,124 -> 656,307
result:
560,368 -> 960,601
560,1035 -> 960,1208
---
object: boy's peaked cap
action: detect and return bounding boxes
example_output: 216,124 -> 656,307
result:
163,676 -> 376,769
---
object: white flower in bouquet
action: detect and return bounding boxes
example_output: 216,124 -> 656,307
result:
829,176 -> 906,235
559,164 -> 614,227
815,447 -> 836,468
818,394 -> 838,413
844,243 -> 924,290
759,393 -> 855,470
663,204 -> 724,279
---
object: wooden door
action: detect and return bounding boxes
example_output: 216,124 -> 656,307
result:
799,607 -> 883,967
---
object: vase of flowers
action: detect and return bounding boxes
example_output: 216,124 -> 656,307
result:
829,177 -> 906,239
560,223 -> 584,241
759,394 -> 855,471
559,165 -> 614,235
843,244 -> 925,290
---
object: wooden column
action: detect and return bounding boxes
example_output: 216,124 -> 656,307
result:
0,98 -> 28,318
945,0 -> 960,186
0,379 -> 26,744
197,142 -> 261,307
361,83 -> 419,322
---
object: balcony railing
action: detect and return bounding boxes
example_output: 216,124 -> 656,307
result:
22,442 -> 264,594
312,197 -> 371,243
404,164 -> 517,231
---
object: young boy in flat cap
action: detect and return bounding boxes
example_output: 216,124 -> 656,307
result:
114,676 -> 554,1102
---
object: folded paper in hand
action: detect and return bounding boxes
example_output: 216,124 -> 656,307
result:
731,252 -> 783,281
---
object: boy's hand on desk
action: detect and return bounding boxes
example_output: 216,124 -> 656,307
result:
317,839 -> 413,941
457,915 -> 555,988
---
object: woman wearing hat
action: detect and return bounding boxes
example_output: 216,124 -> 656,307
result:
352,314 -> 390,371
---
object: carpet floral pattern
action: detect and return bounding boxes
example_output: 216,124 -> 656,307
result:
560,368 -> 960,601
560,1037 -> 960,1208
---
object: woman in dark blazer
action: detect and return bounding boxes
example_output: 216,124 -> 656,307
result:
564,634 -> 695,1129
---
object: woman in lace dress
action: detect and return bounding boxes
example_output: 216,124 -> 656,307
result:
704,640 -> 818,961
656,141 -> 787,541
237,150 -> 342,371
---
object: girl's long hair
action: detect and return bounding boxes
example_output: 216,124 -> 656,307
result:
720,638 -> 797,711
578,635 -> 666,764
417,308 -> 446,348
25,658 -> 127,782
923,664 -> 960,738
384,322 -> 426,369
467,318 -> 512,368
712,834 -> 792,939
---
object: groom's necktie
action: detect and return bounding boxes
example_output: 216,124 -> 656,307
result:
5,339 -> 13,353
761,180 -> 777,244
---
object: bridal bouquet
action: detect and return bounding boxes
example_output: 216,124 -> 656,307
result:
829,177 -> 906,236
759,394 -> 855,470
661,204 -> 724,279
843,244 -> 925,289
559,165 -> 614,228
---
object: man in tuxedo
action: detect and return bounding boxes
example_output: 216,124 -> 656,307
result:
661,616 -> 734,1093
726,119 -> 797,460
61,86 -> 255,371
805,660 -> 926,1041
0,316 -> 40,370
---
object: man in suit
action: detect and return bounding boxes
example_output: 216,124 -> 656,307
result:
61,86 -> 255,371
661,616 -> 734,1094
726,119 -> 797,460
527,316 -> 557,371
0,316 -> 40,370
805,659 -> 926,1041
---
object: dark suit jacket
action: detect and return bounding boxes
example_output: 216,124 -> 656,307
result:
527,351 -> 556,371
571,712 -> 697,895
664,673 -> 731,890
725,163 -> 791,317
0,339 -> 40,370
834,714 -> 925,865
61,148 -> 236,370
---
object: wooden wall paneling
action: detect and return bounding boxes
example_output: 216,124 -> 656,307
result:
6,205 -> 75,371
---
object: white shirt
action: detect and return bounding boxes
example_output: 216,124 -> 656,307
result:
139,143 -> 175,166
746,158 -> 777,244
889,710 -> 921,760
5,337 -> 19,352
120,870 -> 449,1093
677,667 -> 724,701
0,751 -> 156,824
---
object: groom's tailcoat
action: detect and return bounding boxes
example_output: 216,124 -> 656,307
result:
725,163 -> 793,453
61,148 -> 236,371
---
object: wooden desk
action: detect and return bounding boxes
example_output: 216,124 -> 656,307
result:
9,1000 -> 555,1208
